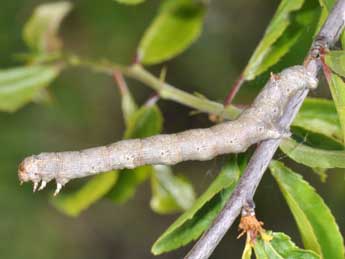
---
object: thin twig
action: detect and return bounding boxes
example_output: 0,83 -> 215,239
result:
224,73 -> 245,106
185,1 -> 345,258
65,55 -> 242,120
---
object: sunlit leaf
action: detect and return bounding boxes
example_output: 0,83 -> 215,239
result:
52,171 -> 118,217
0,65 -> 59,112
114,0 -> 145,4
121,89 -> 138,127
150,165 -> 195,214
23,1 -> 72,53
270,161 -> 344,258
138,0 -> 205,65
243,0 -> 305,80
323,70 -> 345,142
325,51 -> 345,78
253,232 -> 320,259
280,138 -> 345,168
241,242 -> 253,259
293,98 -> 342,143
151,156 -> 242,255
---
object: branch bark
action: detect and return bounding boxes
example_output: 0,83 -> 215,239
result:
184,1 -> 345,258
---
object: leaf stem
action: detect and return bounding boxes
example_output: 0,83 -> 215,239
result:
65,55 -> 242,120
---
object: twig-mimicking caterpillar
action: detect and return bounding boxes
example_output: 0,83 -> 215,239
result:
18,66 -> 317,195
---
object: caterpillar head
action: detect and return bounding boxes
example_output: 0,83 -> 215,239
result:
18,155 -> 63,195
18,156 -> 41,185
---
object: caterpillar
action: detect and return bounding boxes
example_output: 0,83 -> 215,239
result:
18,66 -> 317,195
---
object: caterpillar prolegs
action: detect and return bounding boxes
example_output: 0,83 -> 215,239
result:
18,66 -> 318,195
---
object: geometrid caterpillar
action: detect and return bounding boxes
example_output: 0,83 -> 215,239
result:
18,66 -> 317,195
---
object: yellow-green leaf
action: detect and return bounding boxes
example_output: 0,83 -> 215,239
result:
151,156 -> 242,255
293,98 -> 342,143
0,65 -> 59,112
243,0 -> 305,80
325,51 -> 345,78
138,0 -> 205,65
270,161 -> 344,258
150,165 -> 195,214
280,138 -> 345,168
23,1 -> 72,53
52,171 -> 118,217
253,232 -> 320,259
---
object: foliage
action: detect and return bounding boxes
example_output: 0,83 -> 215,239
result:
2,0 -> 345,258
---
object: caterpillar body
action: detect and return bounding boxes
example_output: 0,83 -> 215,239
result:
18,66 -> 317,195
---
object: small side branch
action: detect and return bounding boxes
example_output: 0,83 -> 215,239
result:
185,1 -> 345,258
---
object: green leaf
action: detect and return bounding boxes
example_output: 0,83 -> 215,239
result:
23,1 -> 72,53
243,0 -> 305,80
293,98 -> 342,143
323,71 -> 345,142
52,171 -> 118,217
253,232 -> 320,259
151,156 -> 241,255
108,105 -> 163,203
107,166 -> 151,203
325,51 -> 345,78
280,138 -> 345,169
138,0 -> 205,65
150,165 -> 195,214
242,242 -> 253,259
114,0 -> 145,4
124,105 -> 163,139
0,65 -> 59,112
270,161 -> 344,258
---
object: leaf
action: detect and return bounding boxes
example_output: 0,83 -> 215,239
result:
293,98 -> 342,143
242,242 -> 253,259
52,171 -> 118,217
243,0 -> 305,80
270,161 -> 344,258
138,0 -> 205,65
107,166 -> 151,203
280,138 -> 345,169
151,156 -> 241,255
150,165 -> 195,214
253,232 -> 320,259
23,1 -> 72,53
325,51 -> 345,78
114,0 -> 145,4
322,71 -> 345,143
0,65 -> 59,112
108,105 -> 163,203
124,105 -> 163,139
121,90 -> 138,127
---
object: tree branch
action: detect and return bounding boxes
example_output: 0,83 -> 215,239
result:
184,1 -> 345,258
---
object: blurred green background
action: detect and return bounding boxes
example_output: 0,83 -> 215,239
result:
0,0 -> 344,258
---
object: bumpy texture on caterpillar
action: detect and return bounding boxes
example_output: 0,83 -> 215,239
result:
18,66 -> 318,195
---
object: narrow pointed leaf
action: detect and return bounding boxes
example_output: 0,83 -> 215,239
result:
270,161 -> 344,258
23,1 -> 72,53
151,157 -> 242,255
243,0 -> 305,80
323,65 -> 345,142
52,171 -> 118,217
150,165 -> 195,214
293,98 -> 342,143
138,0 -> 205,65
280,138 -> 345,168
0,65 -> 59,112
253,232 -> 320,259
